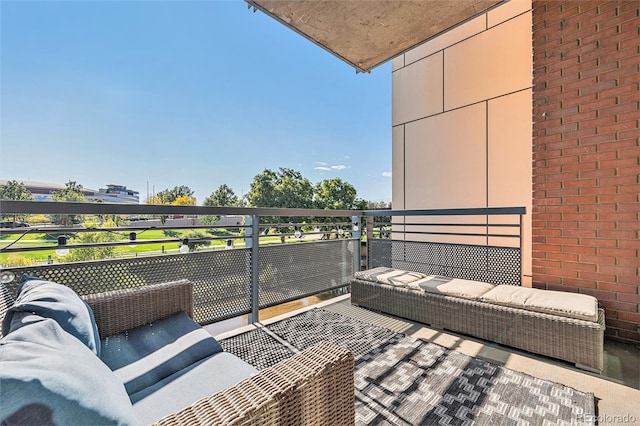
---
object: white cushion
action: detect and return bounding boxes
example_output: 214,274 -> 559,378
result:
355,267 -> 426,287
480,286 -> 599,322
408,276 -> 495,300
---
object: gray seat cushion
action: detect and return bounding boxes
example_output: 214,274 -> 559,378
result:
100,311 -> 223,396
355,267 -> 426,286
408,276 -> 495,300
481,286 -> 599,322
131,352 -> 258,425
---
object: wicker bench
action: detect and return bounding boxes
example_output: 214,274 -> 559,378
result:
350,269 -> 605,373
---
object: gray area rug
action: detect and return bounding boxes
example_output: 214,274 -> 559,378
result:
221,309 -> 595,425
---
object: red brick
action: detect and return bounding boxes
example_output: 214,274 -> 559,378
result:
580,271 -> 617,282
599,157 -> 639,169
616,330 -> 640,343
598,121 -> 638,134
580,288 -> 618,301
598,194 -> 640,205
546,252 -> 579,262
598,247 -> 638,258
606,318 -> 639,332
580,203 -> 617,213
580,254 -> 616,265
617,256 -> 640,267
579,220 -> 616,230
580,168 -> 618,179
619,239 -> 640,250
579,184 -> 615,194
599,175 -> 638,187
618,293 -> 640,304
533,274 -> 563,285
597,229 -> 638,239
580,238 -> 618,248
562,245 -> 597,255
564,262 -> 598,272
597,139 -> 638,152
601,302 -> 639,316
598,282 -> 639,294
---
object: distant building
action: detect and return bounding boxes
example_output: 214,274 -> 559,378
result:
88,184 -> 140,204
0,180 -> 139,203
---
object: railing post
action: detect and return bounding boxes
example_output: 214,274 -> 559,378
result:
351,215 -> 361,273
245,215 -> 260,323
365,215 -> 374,270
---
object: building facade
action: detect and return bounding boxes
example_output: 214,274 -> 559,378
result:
392,0 -> 639,343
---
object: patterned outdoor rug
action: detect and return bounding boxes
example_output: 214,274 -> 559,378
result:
220,309 -> 596,425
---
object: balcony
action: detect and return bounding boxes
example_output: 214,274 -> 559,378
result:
1,200 -> 639,424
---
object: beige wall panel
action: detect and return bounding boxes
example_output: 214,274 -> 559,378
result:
392,52 -> 443,126
487,0 -> 531,28
444,13 -> 532,110
392,55 -> 405,71
404,103 -> 487,210
392,125 -> 405,209
488,89 -> 532,279
405,15 -> 486,65
487,85 -> 531,207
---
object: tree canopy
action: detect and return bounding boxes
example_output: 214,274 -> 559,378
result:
246,168 -> 313,210
0,180 -> 34,222
0,180 -> 33,201
149,185 -> 196,205
314,178 -> 359,210
202,184 -> 242,225
51,181 -> 86,226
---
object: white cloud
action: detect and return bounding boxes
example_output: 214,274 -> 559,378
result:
313,163 -> 350,172
382,171 -> 392,178
344,155 -> 351,159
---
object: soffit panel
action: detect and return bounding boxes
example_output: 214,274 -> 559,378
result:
247,0 -> 504,72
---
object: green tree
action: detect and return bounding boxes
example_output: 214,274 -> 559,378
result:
51,181 -> 86,226
202,184 -> 242,225
313,178 -> 363,239
0,180 -> 33,223
314,178 -> 357,210
146,185 -> 196,224
246,168 -> 313,233
151,185 -> 195,204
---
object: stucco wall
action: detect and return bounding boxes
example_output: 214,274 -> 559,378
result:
391,0 -> 533,284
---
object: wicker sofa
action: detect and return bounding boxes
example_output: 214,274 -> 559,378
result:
351,268 -> 605,373
1,279 -> 355,425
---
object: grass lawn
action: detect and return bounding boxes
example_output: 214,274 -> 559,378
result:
0,228 -> 319,266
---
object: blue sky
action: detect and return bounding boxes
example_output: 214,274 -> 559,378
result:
0,0 -> 391,204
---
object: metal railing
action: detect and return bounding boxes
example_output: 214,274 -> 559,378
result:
0,200 -> 525,324
363,207 -> 525,285
0,200 -> 361,324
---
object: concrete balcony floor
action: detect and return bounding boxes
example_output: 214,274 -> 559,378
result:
206,294 -> 640,425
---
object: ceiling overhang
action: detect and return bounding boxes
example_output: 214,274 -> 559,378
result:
246,0 -> 504,73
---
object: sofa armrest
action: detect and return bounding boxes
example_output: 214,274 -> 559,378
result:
153,341 -> 355,426
82,280 -> 193,338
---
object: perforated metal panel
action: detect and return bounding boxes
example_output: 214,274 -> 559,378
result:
258,240 -> 355,309
2,250 -> 252,324
368,239 -> 521,285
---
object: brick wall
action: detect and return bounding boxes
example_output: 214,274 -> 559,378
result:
532,1 -> 639,342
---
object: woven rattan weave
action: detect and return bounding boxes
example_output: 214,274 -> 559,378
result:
350,278 -> 605,372
82,280 -> 355,426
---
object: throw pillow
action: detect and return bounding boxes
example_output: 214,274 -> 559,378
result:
2,276 -> 101,356
0,317 -> 141,425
